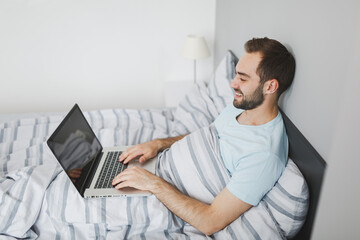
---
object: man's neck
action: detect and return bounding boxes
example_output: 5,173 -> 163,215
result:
236,103 -> 279,126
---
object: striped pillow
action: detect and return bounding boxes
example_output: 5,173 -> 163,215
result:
207,50 -> 237,114
261,158 -> 309,238
170,83 -> 219,136
170,51 -> 237,136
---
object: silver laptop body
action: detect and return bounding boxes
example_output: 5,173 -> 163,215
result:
84,146 -> 156,198
47,104 -> 156,198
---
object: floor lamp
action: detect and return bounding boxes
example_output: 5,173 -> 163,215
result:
180,35 -> 211,84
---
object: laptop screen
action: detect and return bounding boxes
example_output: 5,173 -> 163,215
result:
47,104 -> 102,184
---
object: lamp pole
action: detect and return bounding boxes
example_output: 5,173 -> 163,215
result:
194,59 -> 197,84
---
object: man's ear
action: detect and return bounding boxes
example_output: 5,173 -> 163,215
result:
264,79 -> 279,95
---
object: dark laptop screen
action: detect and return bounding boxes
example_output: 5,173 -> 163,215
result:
47,104 -> 102,174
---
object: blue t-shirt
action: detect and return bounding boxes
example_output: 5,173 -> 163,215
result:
214,104 -> 288,206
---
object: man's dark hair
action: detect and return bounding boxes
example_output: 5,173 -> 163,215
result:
245,37 -> 296,98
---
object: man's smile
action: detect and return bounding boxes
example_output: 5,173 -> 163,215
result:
234,91 -> 243,99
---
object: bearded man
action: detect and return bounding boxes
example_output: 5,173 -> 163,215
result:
112,37 -> 296,235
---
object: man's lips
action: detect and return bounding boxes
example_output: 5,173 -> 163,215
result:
235,92 -> 243,99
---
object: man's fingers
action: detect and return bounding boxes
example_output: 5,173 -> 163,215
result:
123,152 -> 141,164
112,168 -> 132,185
112,167 -> 143,186
139,156 -> 147,163
120,148 -> 143,163
119,145 -> 138,158
112,176 -> 123,187
119,149 -> 132,161
114,180 -> 133,190
112,166 -> 156,192
119,140 -> 159,164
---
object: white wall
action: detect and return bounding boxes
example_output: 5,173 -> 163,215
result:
214,0 -> 360,238
311,9 -> 360,238
0,0 -> 215,113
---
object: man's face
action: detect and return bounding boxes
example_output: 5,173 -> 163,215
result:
230,52 -> 265,110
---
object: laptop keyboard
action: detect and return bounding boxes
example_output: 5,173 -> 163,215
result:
95,151 -> 128,189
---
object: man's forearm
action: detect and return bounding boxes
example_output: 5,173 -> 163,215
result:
151,177 -> 219,235
119,134 -> 188,163
113,164 -> 251,235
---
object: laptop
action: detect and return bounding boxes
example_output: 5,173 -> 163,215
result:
47,104 -> 157,198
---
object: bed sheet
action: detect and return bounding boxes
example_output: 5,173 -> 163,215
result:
0,112 -> 64,124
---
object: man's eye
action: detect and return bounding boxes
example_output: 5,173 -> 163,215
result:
240,78 -> 246,82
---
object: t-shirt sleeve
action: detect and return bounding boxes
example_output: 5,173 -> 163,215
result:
226,152 -> 285,206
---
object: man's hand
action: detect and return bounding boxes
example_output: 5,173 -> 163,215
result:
119,140 -> 161,164
119,135 -> 187,164
112,166 -> 162,191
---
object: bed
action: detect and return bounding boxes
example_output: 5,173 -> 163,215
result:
0,51 -> 326,240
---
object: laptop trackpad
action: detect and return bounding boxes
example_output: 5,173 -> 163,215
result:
130,157 -> 156,172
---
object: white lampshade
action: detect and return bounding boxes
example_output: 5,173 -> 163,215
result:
180,35 -> 211,60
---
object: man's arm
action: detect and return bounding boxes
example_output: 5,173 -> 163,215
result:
112,166 -> 252,235
119,135 -> 187,164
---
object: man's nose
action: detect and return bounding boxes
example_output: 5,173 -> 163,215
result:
230,77 -> 238,88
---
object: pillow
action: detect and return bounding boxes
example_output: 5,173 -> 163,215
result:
170,51 -> 238,135
169,83 -> 219,136
207,50 -> 238,114
261,158 -> 309,238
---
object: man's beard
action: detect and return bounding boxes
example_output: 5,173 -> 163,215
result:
233,83 -> 265,110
